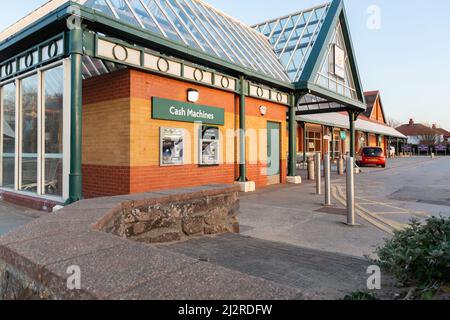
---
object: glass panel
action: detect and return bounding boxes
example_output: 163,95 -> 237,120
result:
141,0 -> 183,42
85,0 -> 115,17
20,75 -> 38,192
155,0 -> 200,49
43,66 -> 64,196
175,0 -> 228,59
127,0 -> 163,35
108,0 -> 140,26
1,83 -> 16,188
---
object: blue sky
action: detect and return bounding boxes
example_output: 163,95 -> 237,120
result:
1,0 -> 450,129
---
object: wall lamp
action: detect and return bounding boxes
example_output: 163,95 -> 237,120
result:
187,89 -> 199,103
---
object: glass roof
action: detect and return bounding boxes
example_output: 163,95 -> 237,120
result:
83,0 -> 290,82
253,3 -> 330,83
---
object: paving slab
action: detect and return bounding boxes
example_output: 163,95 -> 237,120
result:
114,260 -> 302,300
163,233 -> 383,300
46,241 -> 197,299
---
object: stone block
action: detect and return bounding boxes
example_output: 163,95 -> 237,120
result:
235,181 -> 256,193
287,176 -> 302,184
182,216 -> 204,236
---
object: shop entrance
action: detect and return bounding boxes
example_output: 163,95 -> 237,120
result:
267,122 -> 281,185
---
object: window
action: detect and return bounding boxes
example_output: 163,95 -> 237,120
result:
43,66 -> 64,196
306,130 -> 321,153
331,130 -> 341,158
1,82 -> 16,188
362,147 -> 383,157
20,75 -> 38,192
0,63 -> 67,199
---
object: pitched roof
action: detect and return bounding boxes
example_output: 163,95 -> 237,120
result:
252,3 -> 331,82
1,0 -> 291,83
396,123 -> 438,136
435,127 -> 450,137
363,91 -> 378,118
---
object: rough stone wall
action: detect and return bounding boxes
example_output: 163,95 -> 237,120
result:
99,190 -> 240,244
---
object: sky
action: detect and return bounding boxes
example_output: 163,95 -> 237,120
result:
1,0 -> 450,129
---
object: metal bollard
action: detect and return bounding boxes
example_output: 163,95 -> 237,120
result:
337,156 -> 344,175
307,156 -> 315,180
315,152 -> 321,195
324,153 -> 331,206
346,156 -> 356,226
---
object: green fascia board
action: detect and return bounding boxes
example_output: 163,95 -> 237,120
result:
296,81 -> 367,111
339,3 -> 366,104
76,5 -> 294,91
296,0 -> 366,108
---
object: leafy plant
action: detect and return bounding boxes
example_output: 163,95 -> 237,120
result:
343,291 -> 378,301
375,217 -> 450,289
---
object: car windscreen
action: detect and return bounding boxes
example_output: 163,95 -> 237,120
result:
363,148 -> 383,157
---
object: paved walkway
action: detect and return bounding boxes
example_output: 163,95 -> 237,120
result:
0,201 -> 40,236
239,182 -> 388,258
164,233 -> 384,300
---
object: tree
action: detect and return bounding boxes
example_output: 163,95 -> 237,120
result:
387,117 -> 401,128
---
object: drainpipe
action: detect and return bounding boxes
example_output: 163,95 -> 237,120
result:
67,28 -> 83,204
288,93 -> 297,177
237,76 -> 247,182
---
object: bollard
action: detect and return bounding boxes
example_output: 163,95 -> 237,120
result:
337,156 -> 344,175
315,152 -> 321,195
346,156 -> 356,226
307,156 -> 315,180
324,153 -> 331,206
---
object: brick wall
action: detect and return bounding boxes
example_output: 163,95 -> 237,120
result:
81,68 -> 289,198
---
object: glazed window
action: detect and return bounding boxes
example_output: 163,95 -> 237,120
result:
363,148 -> 383,157
306,131 -> 321,153
0,82 -> 16,188
43,66 -> 64,196
20,74 -> 39,192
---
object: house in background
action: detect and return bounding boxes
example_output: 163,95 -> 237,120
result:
396,119 -> 448,145
433,125 -> 450,143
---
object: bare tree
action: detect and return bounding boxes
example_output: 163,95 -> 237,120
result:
387,117 -> 401,128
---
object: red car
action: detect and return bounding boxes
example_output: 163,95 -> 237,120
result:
356,147 -> 386,168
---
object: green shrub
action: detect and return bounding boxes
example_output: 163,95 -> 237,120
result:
375,217 -> 450,288
343,291 -> 378,300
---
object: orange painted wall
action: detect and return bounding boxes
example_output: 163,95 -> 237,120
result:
370,97 -> 386,124
81,68 -> 289,198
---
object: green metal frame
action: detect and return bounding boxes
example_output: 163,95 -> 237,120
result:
0,0 -> 374,203
238,76 -> 247,182
67,27 -> 83,204
296,0 -> 366,111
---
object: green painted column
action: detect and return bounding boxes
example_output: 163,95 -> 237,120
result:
331,126 -> 335,160
68,28 -> 83,203
288,94 -> 297,177
238,76 -> 247,182
302,122 -> 307,164
348,111 -> 357,157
